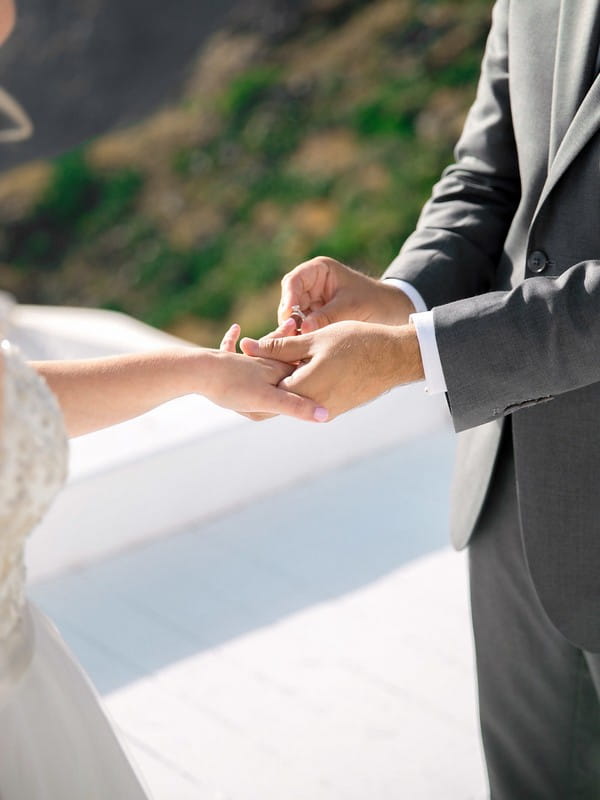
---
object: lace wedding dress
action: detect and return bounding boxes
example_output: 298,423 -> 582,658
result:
0,338 -> 149,799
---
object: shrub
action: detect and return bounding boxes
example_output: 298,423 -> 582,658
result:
220,67 -> 283,129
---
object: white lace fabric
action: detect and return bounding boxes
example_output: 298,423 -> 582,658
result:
0,340 -> 68,683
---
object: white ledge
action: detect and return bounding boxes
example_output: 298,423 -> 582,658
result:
5,304 -> 451,581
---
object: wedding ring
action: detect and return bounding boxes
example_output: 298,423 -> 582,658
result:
290,305 -> 306,333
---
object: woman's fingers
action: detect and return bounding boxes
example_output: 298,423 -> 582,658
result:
238,411 -> 277,422
264,317 -> 298,339
220,323 -> 241,353
260,385 -> 328,422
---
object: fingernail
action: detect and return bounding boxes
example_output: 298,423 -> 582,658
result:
313,407 -> 329,422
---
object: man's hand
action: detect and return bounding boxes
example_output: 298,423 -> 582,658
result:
278,256 -> 416,333
241,321 -> 424,421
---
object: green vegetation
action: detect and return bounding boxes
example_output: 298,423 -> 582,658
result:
5,150 -> 142,272
221,66 -> 283,128
0,0 -> 492,343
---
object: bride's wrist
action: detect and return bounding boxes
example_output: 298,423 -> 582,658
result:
176,347 -> 226,400
150,346 -> 210,401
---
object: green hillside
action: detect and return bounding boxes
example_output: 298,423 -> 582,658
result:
0,0 -> 492,344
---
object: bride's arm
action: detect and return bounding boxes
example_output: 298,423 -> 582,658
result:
32,327 -> 326,438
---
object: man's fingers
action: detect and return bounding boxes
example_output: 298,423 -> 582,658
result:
301,309 -> 327,333
220,323 -> 240,352
278,268 -> 312,323
240,334 -> 311,363
261,386 -> 328,422
278,257 -> 336,324
280,294 -> 348,335
301,295 -> 348,332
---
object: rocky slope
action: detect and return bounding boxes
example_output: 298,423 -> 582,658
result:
0,0 -> 492,344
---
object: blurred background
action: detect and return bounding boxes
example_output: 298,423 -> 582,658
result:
0,0 -> 491,345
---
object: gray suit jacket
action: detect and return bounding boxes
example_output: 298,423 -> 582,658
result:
383,0 -> 600,652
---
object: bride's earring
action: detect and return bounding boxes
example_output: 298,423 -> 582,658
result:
0,85 -> 32,142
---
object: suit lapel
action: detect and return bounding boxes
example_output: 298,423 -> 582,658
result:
533,0 -> 600,223
548,0 -> 600,163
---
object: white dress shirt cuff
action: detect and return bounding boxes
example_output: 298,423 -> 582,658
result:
409,311 -> 447,395
382,278 -> 447,395
383,278 -> 428,314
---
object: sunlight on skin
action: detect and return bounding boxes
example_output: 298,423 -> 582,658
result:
219,319 -> 323,422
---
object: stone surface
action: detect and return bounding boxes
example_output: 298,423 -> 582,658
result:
0,0 -> 260,169
31,430 -> 488,799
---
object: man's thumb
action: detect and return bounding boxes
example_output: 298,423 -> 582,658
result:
240,334 -> 309,363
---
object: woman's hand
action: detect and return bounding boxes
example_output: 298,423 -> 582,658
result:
241,320 -> 424,421
205,323 -> 328,422
33,326 -> 327,438
219,320 -> 298,422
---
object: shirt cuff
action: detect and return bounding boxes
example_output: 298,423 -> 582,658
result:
409,311 -> 447,395
383,278 -> 428,314
382,278 -> 447,394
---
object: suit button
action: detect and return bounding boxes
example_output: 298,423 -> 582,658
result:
527,249 -> 549,273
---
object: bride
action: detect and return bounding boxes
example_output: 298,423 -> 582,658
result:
0,3 -> 326,797
0,309 -> 321,799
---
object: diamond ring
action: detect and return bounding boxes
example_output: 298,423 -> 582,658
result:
290,305 -> 306,333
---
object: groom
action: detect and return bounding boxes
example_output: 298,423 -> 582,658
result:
242,1 -> 600,796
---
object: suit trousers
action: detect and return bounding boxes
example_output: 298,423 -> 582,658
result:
468,424 -> 600,799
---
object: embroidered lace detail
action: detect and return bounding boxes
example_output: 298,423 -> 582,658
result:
0,340 -> 68,640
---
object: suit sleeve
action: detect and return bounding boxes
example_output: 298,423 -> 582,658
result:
382,0 -> 521,309
383,0 -> 600,433
432,262 -> 600,431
